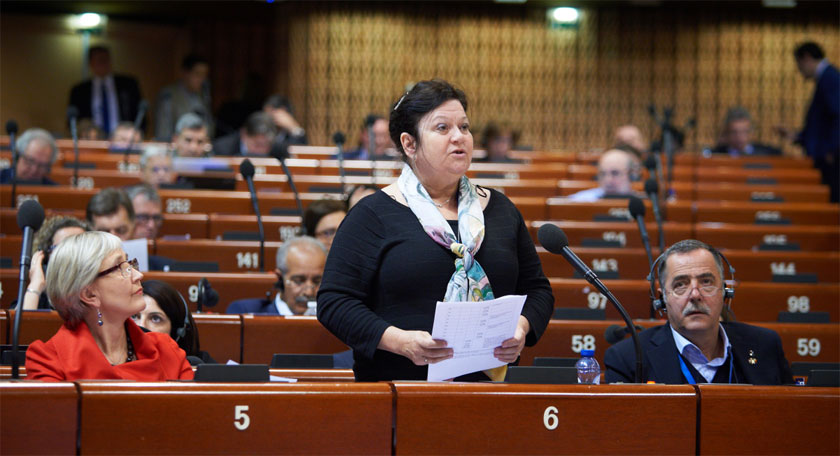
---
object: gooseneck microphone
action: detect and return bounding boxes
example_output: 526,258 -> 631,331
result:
196,277 -> 220,313
124,99 -> 148,163
605,324 -> 645,345
333,131 -> 347,195
628,196 -> 654,270
271,142 -> 305,233
11,199 -> 46,379
7,120 -> 19,208
538,223 -> 643,383
368,125 -> 378,185
644,178 -> 665,252
239,159 -> 265,272
67,106 -> 81,188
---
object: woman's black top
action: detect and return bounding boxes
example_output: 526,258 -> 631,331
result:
317,188 -> 554,381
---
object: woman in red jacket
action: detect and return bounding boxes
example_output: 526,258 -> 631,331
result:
25,231 -> 193,381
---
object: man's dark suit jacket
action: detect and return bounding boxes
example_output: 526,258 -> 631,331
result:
799,64 -> 840,159
710,143 -> 782,156
604,322 -> 794,385
68,75 -> 143,128
226,297 -> 279,315
0,168 -> 56,185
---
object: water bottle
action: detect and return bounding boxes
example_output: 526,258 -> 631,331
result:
576,349 -> 601,384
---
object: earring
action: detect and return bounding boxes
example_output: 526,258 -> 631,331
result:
97,310 -> 103,326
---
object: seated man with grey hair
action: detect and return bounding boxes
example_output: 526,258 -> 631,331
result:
566,148 -> 640,202
171,112 -> 211,157
140,144 -> 176,187
126,184 -> 164,240
711,107 -> 781,157
605,239 -> 793,385
226,236 -> 327,315
212,111 -> 278,156
1,128 -> 59,185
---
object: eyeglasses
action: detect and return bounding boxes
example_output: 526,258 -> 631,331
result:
135,213 -> 164,225
96,258 -> 139,279
20,154 -> 52,172
666,279 -> 720,297
315,228 -> 338,240
151,166 -> 171,174
286,275 -> 322,288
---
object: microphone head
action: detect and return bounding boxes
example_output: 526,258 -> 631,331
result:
643,155 -> 657,171
67,106 -> 79,120
537,223 -> 569,255
16,199 -> 45,231
5,120 -> 18,135
604,325 -> 626,345
239,159 -> 255,178
270,141 -> 290,162
199,277 -> 220,308
332,131 -> 346,146
628,196 -> 646,219
644,177 -> 659,195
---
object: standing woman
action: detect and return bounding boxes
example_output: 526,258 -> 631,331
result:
25,231 -> 193,381
317,79 -> 554,381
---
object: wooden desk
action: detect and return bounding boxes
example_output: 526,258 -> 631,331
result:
695,182 -> 830,203
520,320 -> 619,366
531,221 -> 694,248
696,223 -> 840,251
755,322 -> 840,365
549,278 -> 840,322
6,310 -> 62,345
695,166 -> 823,185
269,368 -> 355,382
392,383 -> 696,455
193,314 -> 242,364
240,315 -> 349,364
207,214 -> 302,241
697,385 -> 839,455
76,381 -> 392,455
546,199 -> 694,223
693,201 -> 840,226
0,382 -> 78,455
153,239 -> 283,272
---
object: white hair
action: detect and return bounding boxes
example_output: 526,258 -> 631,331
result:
276,236 -> 327,274
46,231 -> 122,328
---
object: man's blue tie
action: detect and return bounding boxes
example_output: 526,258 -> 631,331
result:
100,82 -> 111,135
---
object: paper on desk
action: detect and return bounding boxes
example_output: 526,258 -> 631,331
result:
427,295 -> 526,382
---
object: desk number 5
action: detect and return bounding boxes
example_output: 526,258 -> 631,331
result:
234,405 -> 250,431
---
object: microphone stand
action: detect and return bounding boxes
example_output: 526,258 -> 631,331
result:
70,115 -> 80,188
9,128 -> 18,208
368,127 -> 377,186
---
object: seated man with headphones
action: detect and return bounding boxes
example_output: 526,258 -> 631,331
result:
566,148 -> 642,202
605,239 -> 794,385
226,236 -> 326,316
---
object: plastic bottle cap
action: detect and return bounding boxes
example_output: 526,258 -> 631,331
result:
580,349 -> 595,357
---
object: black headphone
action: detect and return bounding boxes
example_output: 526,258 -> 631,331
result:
647,246 -> 735,314
174,291 -> 191,342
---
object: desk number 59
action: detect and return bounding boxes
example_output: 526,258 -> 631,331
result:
234,405 -> 250,431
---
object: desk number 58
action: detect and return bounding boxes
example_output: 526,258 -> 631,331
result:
234,405 -> 250,431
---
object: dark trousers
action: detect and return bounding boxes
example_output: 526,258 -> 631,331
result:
814,154 -> 840,203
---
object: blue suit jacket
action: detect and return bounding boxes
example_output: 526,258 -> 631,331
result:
604,322 -> 794,385
225,298 -> 279,315
799,64 -> 840,159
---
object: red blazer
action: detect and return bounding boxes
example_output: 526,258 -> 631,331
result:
25,319 -> 194,382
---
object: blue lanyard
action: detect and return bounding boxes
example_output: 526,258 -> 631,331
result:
678,355 -> 696,385
678,352 -> 735,384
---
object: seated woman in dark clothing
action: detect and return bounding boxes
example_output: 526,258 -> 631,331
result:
25,231 -> 193,381
317,79 -> 554,382
302,198 -> 346,252
16,215 -> 90,310
134,280 -> 216,364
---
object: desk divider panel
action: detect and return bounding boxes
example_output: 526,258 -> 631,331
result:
697,385 -> 840,455
76,381 -> 392,455
392,383 -> 696,455
0,382 -> 79,455
240,315 -> 349,364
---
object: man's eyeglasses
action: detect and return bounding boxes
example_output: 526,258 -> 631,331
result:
667,280 -> 720,297
135,214 -> 164,225
20,154 -> 51,172
96,258 -> 140,279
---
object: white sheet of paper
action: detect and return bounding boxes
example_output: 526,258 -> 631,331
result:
427,295 -> 526,382
121,238 -> 149,272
